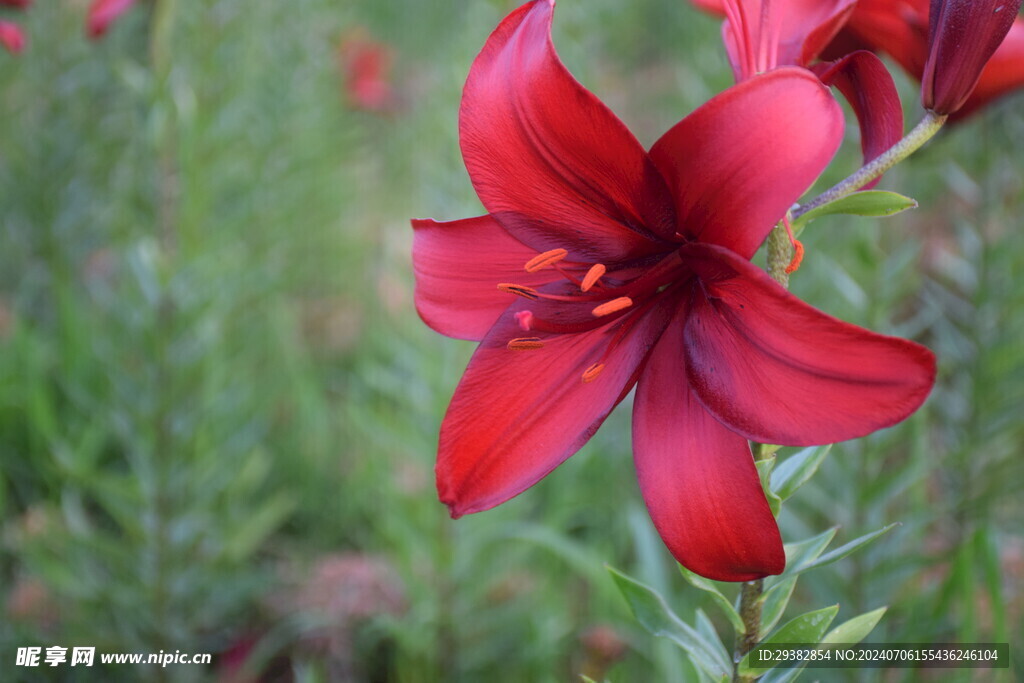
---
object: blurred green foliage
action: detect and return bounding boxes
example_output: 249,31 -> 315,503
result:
0,0 -> 1021,681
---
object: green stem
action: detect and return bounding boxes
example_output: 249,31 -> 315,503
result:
733,579 -> 764,683
793,111 -> 947,220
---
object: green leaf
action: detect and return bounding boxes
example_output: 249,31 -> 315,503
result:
758,576 -> 797,638
793,190 -> 917,232
821,607 -> 887,645
798,523 -> 899,573
739,605 -> 839,676
695,608 -> 732,671
679,565 -> 745,635
607,566 -> 731,679
755,457 -> 783,516
770,445 -> 831,503
765,528 -> 837,589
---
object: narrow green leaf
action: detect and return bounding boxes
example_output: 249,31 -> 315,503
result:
765,528 -> 837,589
770,445 -> 831,502
695,608 -> 732,670
739,605 -> 839,676
793,190 -> 917,231
798,523 -> 899,573
607,566 -> 731,679
755,457 -> 782,516
758,576 -> 797,638
821,607 -> 887,645
679,566 -> 745,635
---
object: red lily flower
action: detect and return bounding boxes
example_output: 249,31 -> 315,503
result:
835,0 -> 1024,118
414,0 -> 935,581
0,20 -> 24,54
691,0 -> 902,183
86,0 -> 137,40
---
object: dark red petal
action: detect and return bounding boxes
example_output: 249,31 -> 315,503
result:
815,50 -> 903,188
437,288 -> 676,517
412,216 -> 564,341
690,0 -> 725,16
682,243 -> 936,446
633,305 -> 784,582
921,0 -> 1024,114
87,0 -> 137,39
650,68 -> 843,260
459,0 -> 676,263
0,21 -> 25,54
957,18 -> 1024,118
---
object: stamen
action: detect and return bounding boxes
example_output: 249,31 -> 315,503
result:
524,248 -> 568,273
581,263 -> 606,292
507,337 -> 544,351
785,240 -> 805,274
581,363 -> 605,383
592,297 -> 633,318
514,310 -> 534,332
497,283 -> 539,300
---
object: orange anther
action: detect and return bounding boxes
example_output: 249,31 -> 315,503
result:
581,263 -> 606,292
524,248 -> 568,273
784,240 -> 804,274
592,297 -> 633,317
506,337 -> 544,351
497,283 -> 539,300
582,363 -> 605,383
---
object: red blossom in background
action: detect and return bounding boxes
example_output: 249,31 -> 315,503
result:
835,0 -> 1024,117
338,31 -> 395,112
691,0 -> 903,186
0,20 -> 24,54
413,0 -> 936,581
86,0 -> 137,40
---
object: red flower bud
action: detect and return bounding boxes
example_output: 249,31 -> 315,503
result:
921,0 -> 1024,114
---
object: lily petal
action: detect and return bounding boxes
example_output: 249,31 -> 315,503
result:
720,0 -> 857,79
459,0 -> 676,263
437,288 -> 675,517
633,305 -> 784,582
815,50 -> 903,187
412,216 -> 564,341
682,243 -> 936,446
0,21 -> 25,55
650,68 -> 843,260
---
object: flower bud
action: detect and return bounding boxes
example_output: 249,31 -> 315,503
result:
921,0 -> 1024,114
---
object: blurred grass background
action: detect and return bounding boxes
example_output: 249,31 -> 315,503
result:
0,0 -> 1021,681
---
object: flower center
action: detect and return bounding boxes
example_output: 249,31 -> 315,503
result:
497,249 -> 689,382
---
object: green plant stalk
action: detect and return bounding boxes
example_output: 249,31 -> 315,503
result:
733,579 -> 764,682
793,111 -> 947,220
731,246 -> 792,682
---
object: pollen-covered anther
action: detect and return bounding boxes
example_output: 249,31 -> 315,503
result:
581,363 -> 605,383
507,337 -> 544,351
591,297 -> 633,317
514,310 -> 534,332
497,283 -> 539,300
524,248 -> 568,273
581,263 -> 606,292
